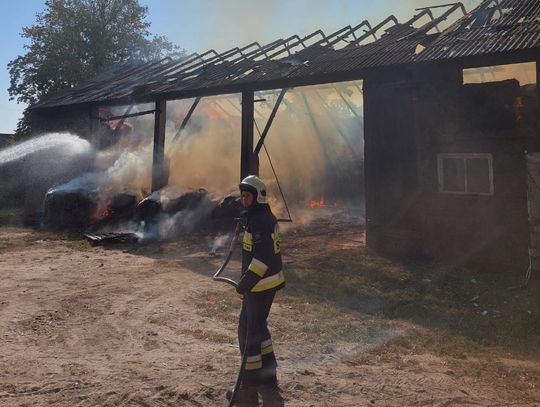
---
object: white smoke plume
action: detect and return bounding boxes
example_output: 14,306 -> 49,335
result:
165,83 -> 364,213
209,233 -> 233,255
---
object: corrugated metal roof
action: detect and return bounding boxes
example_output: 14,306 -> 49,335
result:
31,0 -> 540,111
418,0 -> 540,61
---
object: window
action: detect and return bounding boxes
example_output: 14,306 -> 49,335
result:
437,153 -> 494,195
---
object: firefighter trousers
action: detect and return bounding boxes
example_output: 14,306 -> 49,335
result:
238,290 -> 278,387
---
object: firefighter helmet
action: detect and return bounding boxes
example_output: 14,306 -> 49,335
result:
239,175 -> 267,204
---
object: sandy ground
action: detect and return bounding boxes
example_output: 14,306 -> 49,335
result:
0,224 -> 539,406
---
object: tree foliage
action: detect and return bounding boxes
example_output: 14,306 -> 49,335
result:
8,0 -> 181,139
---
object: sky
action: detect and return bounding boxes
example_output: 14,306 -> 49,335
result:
0,0 -> 481,134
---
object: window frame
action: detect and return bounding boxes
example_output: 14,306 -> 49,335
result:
437,153 -> 494,196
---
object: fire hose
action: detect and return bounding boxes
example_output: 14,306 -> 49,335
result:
212,220 -> 249,407
212,222 -> 241,288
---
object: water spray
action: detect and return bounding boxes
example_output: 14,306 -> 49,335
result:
0,133 -> 92,165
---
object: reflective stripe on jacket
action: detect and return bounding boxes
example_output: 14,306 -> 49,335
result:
237,203 -> 285,294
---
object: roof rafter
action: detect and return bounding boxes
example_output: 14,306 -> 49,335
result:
31,0 -> 540,111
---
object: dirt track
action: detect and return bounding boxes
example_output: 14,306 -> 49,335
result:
0,225 -> 539,406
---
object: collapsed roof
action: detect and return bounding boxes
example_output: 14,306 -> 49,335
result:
32,0 -> 540,111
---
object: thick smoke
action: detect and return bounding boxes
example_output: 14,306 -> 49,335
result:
77,83 -> 365,233
166,96 -> 241,194
89,104 -> 158,200
164,85 -> 364,196
95,146 -> 153,198
258,85 -> 364,203
11,82 -> 364,233
164,83 -> 365,223
140,187 -> 217,241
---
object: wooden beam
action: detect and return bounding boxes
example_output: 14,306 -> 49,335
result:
173,97 -> 201,141
100,107 -> 152,122
253,88 -> 287,155
362,79 -> 377,251
537,60 -> 540,144
152,99 -> 167,191
241,90 -> 256,179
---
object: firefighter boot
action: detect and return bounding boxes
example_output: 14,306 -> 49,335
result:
258,384 -> 284,407
226,385 -> 259,406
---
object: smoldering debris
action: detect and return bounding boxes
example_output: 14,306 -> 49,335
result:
44,178 -> 244,244
133,187 -> 243,241
43,172 -> 102,229
136,186 -> 216,240
42,134 -> 154,230
43,167 -> 139,230
58,181 -> 233,240
84,231 -> 140,245
103,194 -> 138,224
209,233 -> 232,256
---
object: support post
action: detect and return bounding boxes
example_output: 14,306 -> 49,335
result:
152,99 -> 167,192
241,90 -> 256,179
362,79 -> 376,251
537,60 -> 540,143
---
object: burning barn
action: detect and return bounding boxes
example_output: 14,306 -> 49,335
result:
27,0 -> 540,268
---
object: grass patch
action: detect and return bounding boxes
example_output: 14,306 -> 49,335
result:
376,329 -> 485,360
298,313 -> 366,345
192,290 -> 238,324
283,246 -> 540,358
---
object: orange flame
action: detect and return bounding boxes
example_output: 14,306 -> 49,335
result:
92,199 -> 113,220
308,197 -> 325,207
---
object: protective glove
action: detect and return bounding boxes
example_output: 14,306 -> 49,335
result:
237,270 -> 260,295
236,284 -> 245,299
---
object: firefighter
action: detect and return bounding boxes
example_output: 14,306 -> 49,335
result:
232,175 -> 285,406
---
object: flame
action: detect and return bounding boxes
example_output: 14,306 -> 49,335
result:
308,197 -> 325,207
92,199 -> 113,220
97,107 -> 133,133
100,200 -> 112,218
108,119 -> 132,132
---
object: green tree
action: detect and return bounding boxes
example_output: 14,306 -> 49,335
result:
8,0 -> 181,140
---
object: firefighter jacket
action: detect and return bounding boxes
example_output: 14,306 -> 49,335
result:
237,203 -> 285,294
